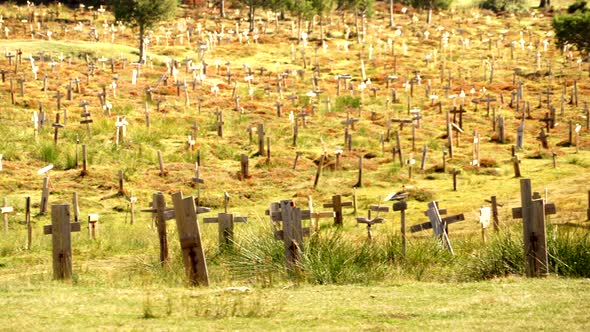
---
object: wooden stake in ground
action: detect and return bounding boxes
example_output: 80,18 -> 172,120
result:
72,192 -> 80,223
171,191 -> 209,286
391,195 -> 409,256
512,179 -> 556,277
129,192 -> 136,225
87,214 -> 99,239
43,204 -> 81,280
25,197 -> 32,250
484,196 -> 503,232
1,197 -> 13,233
37,164 -> 53,214
157,150 -> 167,176
353,155 -> 363,187
313,154 -> 325,189
240,154 -> 249,180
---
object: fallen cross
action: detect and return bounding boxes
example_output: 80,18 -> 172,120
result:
410,202 -> 465,254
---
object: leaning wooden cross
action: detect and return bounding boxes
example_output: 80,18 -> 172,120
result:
141,192 -> 210,266
410,202 -> 465,254
171,191 -> 209,286
43,204 -> 81,280
511,178 -> 556,278
203,192 -> 248,249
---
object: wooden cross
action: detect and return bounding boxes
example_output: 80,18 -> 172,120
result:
171,191 -> 209,286
323,194 -> 353,227
215,110 -> 224,138
356,216 -> 385,241
536,128 -> 549,149
1,197 -> 14,233
268,200 -> 311,270
54,90 -> 64,111
141,193 -> 173,265
539,112 -> 554,132
390,118 -> 413,131
203,192 -> 248,248
410,202 -> 465,254
115,115 -> 128,145
43,204 -> 81,280
389,191 -> 410,256
511,179 -> 556,277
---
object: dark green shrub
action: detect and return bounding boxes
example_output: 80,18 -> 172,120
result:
480,0 -> 528,12
553,10 -> 590,52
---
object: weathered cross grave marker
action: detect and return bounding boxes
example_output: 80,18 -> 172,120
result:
141,192 -> 173,265
410,202 -> 465,254
512,179 -> 556,277
142,192 -> 211,267
171,191 -> 209,286
43,204 -> 81,280
203,192 -> 248,249
268,200 -> 311,270
323,194 -> 353,227
387,191 -> 410,256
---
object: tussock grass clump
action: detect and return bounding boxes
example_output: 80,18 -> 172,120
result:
548,228 -> 590,277
301,230 -> 389,284
463,231 -> 524,281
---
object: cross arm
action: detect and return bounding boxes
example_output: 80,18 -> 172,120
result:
512,203 -> 556,219
43,222 -> 81,235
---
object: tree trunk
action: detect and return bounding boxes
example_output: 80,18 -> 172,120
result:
249,5 -> 255,32
354,10 -> 361,44
220,0 -> 225,18
138,24 -> 145,63
389,0 -> 394,28
320,15 -> 324,44
297,14 -> 302,44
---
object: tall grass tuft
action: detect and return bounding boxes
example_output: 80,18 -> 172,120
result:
301,230 -> 388,284
463,231 -> 524,281
547,227 -> 590,277
227,225 -> 285,286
